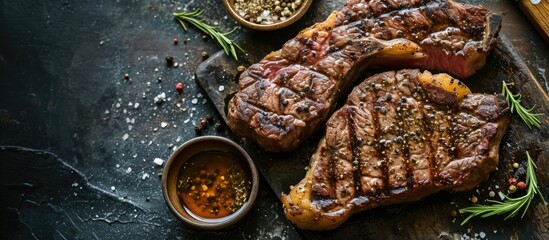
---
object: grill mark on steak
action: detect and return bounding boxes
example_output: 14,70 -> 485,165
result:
347,107 -> 364,196
227,0 -> 501,152
281,69 -> 510,230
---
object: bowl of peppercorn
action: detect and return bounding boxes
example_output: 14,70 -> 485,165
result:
162,136 -> 259,230
223,0 -> 313,30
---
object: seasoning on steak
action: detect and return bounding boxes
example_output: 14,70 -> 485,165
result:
281,69 -> 510,230
226,0 -> 501,152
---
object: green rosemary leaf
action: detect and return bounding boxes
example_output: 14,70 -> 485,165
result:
501,81 -> 543,129
173,9 -> 244,60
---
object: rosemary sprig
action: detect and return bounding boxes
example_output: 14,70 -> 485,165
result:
173,9 -> 244,60
460,151 -> 546,225
501,81 -> 543,129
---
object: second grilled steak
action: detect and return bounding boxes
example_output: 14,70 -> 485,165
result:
281,69 -> 510,230
227,0 -> 501,152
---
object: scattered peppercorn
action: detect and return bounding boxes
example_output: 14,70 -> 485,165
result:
450,210 -> 458,217
516,181 -> 527,190
194,124 -> 203,134
508,177 -> 517,186
124,73 -> 129,80
165,55 -> 174,65
200,119 -> 208,127
176,83 -> 183,92
202,35 -> 208,40
488,191 -> 496,198
237,65 -> 246,72
508,185 -> 517,193
201,51 -> 209,59
512,162 -> 520,169
214,122 -> 224,131
146,197 -> 150,202
173,38 -> 179,45
206,114 -> 213,123
470,195 -> 478,204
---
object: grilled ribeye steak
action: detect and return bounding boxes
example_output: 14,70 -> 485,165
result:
281,69 -> 510,230
227,0 -> 501,152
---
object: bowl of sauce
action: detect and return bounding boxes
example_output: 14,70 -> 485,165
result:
162,136 -> 259,230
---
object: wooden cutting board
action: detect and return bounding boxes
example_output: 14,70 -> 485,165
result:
519,0 -> 549,43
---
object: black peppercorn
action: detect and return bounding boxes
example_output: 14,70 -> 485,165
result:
165,55 -> 174,65
206,114 -> 213,123
214,122 -> 224,131
194,124 -> 203,134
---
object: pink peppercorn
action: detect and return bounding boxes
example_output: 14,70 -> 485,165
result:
516,181 -> 527,190
508,178 -> 517,186
173,38 -> 178,45
176,83 -> 183,92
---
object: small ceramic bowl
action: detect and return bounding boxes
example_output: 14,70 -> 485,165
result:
161,136 -> 259,230
223,0 -> 313,30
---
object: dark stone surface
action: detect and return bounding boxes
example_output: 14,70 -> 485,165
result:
0,0 -> 548,239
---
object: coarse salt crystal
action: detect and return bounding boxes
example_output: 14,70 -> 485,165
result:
184,119 -> 190,123
142,173 -> 150,180
154,92 -> 166,104
111,186 -> 116,191
479,232 -> 486,238
161,122 -> 168,128
218,85 -> 225,91
153,158 -> 164,166
191,98 -> 198,104
134,103 -> 139,108
128,125 -> 133,131
122,133 -> 129,140
126,167 -> 132,173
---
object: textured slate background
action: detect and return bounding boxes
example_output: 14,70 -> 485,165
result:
0,0 -> 548,239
